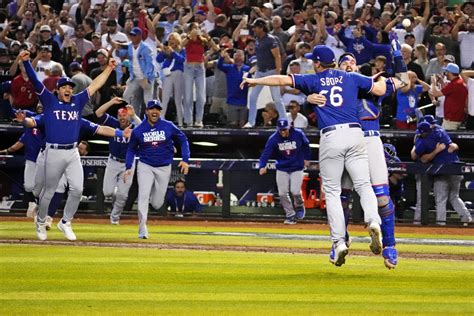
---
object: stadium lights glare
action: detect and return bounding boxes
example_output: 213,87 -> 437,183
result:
309,144 -> 319,148
88,140 -> 109,145
192,142 -> 218,147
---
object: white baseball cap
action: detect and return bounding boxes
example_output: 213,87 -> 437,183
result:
40,25 -> 51,32
263,3 -> 274,10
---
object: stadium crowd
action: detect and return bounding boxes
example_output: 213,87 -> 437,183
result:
0,0 -> 473,130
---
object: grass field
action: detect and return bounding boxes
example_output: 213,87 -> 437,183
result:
1,220 -> 473,315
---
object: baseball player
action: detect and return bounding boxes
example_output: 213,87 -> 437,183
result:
258,118 -> 311,224
20,50 -> 117,241
20,110 -> 132,229
411,121 -> 472,225
384,144 -> 406,220
95,97 -> 142,225
242,45 -> 387,267
125,100 -> 190,239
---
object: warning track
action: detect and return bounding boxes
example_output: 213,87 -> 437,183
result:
1,238 -> 472,261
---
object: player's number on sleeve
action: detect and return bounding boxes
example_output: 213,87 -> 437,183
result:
319,86 -> 343,107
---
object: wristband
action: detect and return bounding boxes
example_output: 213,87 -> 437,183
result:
115,129 -> 124,138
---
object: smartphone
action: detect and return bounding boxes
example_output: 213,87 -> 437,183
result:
434,16 -> 444,22
446,6 -> 455,12
240,29 -> 249,36
349,20 -> 358,26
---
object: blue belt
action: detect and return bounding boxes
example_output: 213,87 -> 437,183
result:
110,154 -> 126,163
364,130 -> 381,137
48,143 -> 77,150
321,123 -> 361,135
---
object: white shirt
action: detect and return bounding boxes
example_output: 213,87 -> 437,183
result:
132,45 -> 145,80
467,78 -> 474,116
324,34 -> 345,62
101,31 -> 128,61
287,112 -> 308,129
458,32 -> 474,69
413,24 -> 425,45
202,20 -> 215,33
287,58 -> 314,74
36,60 -> 60,82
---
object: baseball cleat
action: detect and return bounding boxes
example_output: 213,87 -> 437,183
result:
138,234 -> 149,239
368,222 -> 383,255
295,209 -> 306,220
26,202 -> 38,218
110,219 -> 119,225
329,243 -> 349,267
45,216 -> 53,231
35,221 -> 47,241
382,246 -> 398,269
283,216 -> 297,225
57,221 -> 77,241
242,122 -> 254,128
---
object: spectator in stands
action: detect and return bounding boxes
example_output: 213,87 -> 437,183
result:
182,23 -> 218,128
425,43 -> 453,82
287,42 -> 313,74
82,33 -> 103,76
452,16 -> 474,70
411,122 -> 472,226
156,7 -> 179,41
101,19 -> 128,52
209,14 -> 229,39
42,63 -> 63,92
90,49 -> 117,111
461,70 -> 474,130
413,44 -> 429,75
401,44 -> 425,81
122,27 -> 156,117
270,16 -> 290,52
70,62 -> 93,119
218,49 -> 250,128
207,36 -> 230,126
37,24 -> 61,62
245,18 -> 286,128
286,100 -> 308,129
0,48 -> 13,82
338,20 -> 377,65
395,71 -> 430,130
281,60 -> 306,106
33,45 -> 61,82
165,179 -> 202,217
430,63 -> 468,131
156,32 -> 186,127
71,24 -> 93,59
262,102 -> 279,127
10,59 -> 38,111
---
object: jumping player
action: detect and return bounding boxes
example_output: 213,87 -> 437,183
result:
241,45 -> 387,267
258,119 -> 311,224
125,100 -> 190,239
20,50 -> 118,241
95,97 -> 142,225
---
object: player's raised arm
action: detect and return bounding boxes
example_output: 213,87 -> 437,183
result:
19,51 -> 46,94
87,58 -> 117,97
241,75 -> 293,89
95,97 -> 124,118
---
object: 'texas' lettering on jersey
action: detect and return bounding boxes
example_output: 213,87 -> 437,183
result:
53,110 -> 79,121
320,76 -> 343,86
278,141 -> 297,155
143,130 -> 166,142
114,136 -> 130,144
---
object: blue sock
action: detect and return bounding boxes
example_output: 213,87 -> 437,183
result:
48,192 -> 63,217
379,199 -> 396,248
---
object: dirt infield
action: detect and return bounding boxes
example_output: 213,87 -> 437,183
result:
1,238 -> 472,261
1,216 -> 472,236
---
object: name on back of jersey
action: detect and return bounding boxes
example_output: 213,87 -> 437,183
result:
320,76 -> 343,86
143,130 -> 166,142
53,110 -> 79,121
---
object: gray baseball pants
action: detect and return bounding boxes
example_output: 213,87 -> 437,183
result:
319,126 -> 380,246
37,146 -> 83,223
276,170 -> 304,218
137,162 -> 171,237
104,156 -> 135,222
433,175 -> 471,223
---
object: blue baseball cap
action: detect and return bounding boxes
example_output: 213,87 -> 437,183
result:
442,62 -> 460,75
0,80 -> 11,93
249,56 -> 257,64
146,100 -> 162,110
57,77 -> 76,89
277,119 -> 290,131
130,27 -> 142,36
423,115 -> 436,125
305,45 -> 335,64
416,121 -> 432,134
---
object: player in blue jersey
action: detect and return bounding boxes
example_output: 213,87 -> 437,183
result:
258,119 -> 311,225
125,100 -> 190,239
19,50 -> 118,241
241,45 -> 387,267
19,110 -> 132,228
95,97 -> 142,225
